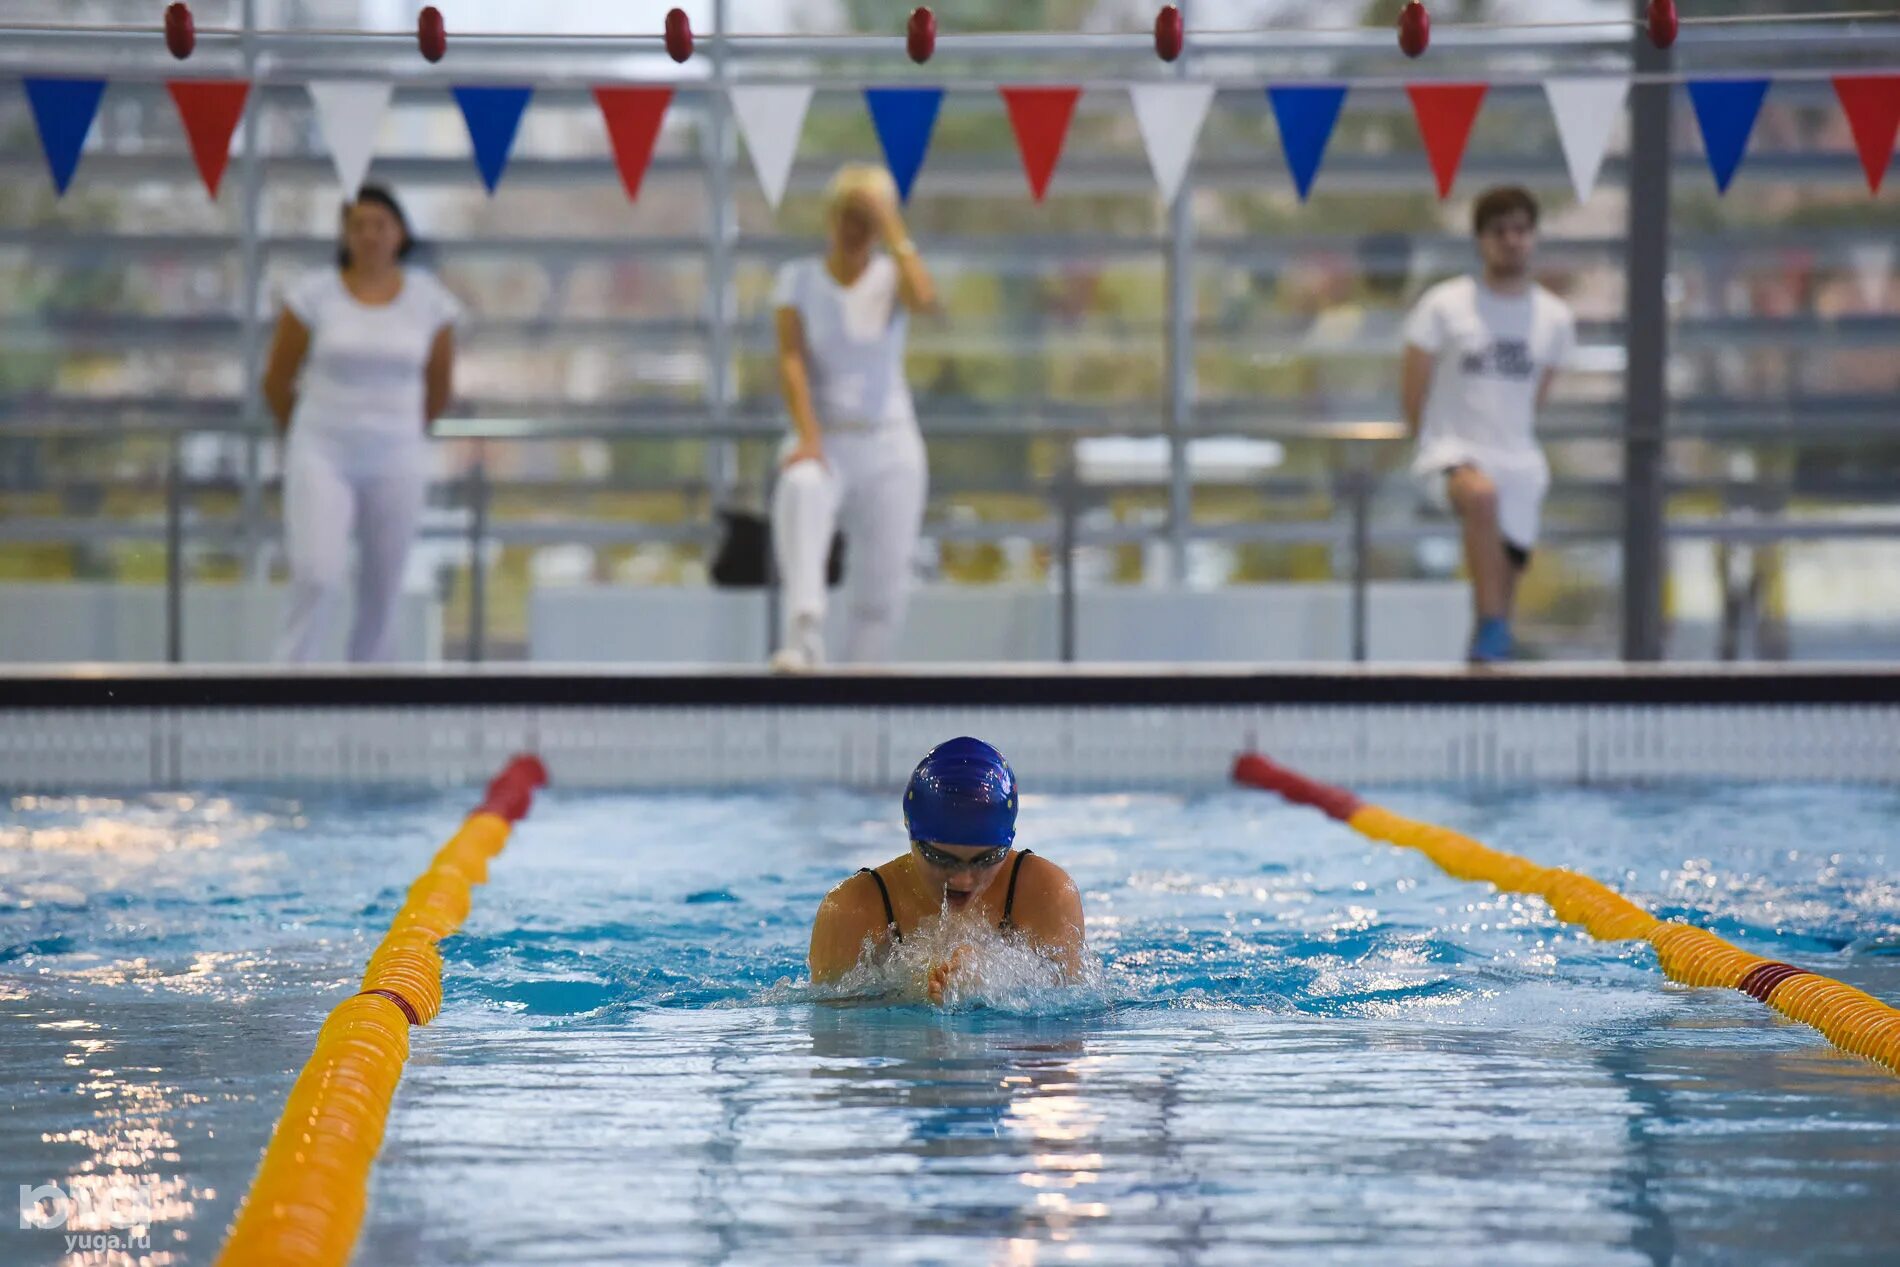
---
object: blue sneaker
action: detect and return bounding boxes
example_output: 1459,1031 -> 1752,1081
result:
1469,617 -> 1513,664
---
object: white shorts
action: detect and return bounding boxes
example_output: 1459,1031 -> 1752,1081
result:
1412,448 -> 1549,552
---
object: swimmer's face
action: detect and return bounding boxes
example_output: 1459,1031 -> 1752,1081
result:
1477,209 -> 1536,279
344,200 -> 406,271
912,841 -> 1010,911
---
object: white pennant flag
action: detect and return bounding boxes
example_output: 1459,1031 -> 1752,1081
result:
729,85 -> 813,210
1850,242 -> 1894,310
308,81 -> 393,195
1543,78 -> 1629,203
1129,83 -> 1215,206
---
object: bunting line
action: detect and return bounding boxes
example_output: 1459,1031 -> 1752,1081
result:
12,70 -> 1900,206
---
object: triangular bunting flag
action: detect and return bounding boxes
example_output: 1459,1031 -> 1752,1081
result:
1833,75 -> 1900,194
307,81 -> 392,195
1406,84 -> 1487,200
1000,86 -> 1083,203
23,78 -> 105,197
1267,85 -> 1348,201
1687,79 -> 1770,195
452,85 -> 533,194
730,85 -> 813,210
1543,78 -> 1628,203
1850,242 -> 1893,309
168,80 -> 250,199
594,86 -> 673,202
1129,83 -> 1214,206
863,87 -> 944,203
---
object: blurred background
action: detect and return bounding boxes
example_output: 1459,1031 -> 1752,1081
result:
1,0 -> 1896,664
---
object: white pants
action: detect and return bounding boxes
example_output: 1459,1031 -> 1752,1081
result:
772,425 -> 927,664
278,426 -> 427,663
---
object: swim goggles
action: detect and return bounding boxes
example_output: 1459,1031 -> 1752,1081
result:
912,840 -> 1011,871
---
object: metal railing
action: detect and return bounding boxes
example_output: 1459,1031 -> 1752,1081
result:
6,418 -> 1899,665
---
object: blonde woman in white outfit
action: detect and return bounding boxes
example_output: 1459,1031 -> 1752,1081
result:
262,186 -> 462,663
769,164 -> 937,670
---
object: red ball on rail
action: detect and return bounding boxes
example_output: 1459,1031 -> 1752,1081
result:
1647,0 -> 1679,50
417,5 -> 446,62
907,7 -> 937,64
664,8 -> 694,63
163,2 -> 195,60
1154,5 -> 1184,62
1398,1 -> 1430,58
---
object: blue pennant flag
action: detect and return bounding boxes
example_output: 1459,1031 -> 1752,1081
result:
863,87 -> 944,203
24,78 -> 106,196
452,85 -> 533,194
1268,85 -> 1348,202
1688,79 -> 1770,194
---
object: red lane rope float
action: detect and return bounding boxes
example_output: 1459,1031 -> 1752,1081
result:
416,4 -> 445,63
214,753 -> 548,1267
1154,5 -> 1184,62
664,7 -> 693,64
1233,752 -> 1900,1077
163,2 -> 194,59
907,7 -> 937,64
1398,1 -> 1431,59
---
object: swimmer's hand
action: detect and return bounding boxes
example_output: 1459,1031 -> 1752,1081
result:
926,944 -> 975,1006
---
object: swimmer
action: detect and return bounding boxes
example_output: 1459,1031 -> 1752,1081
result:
808,738 -> 1085,1003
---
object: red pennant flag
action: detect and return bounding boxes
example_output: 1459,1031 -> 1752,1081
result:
1406,83 -> 1488,200
594,86 -> 673,202
1834,75 -> 1900,194
167,80 -> 250,198
1000,86 -> 1082,203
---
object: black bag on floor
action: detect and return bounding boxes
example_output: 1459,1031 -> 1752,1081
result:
710,509 -> 845,589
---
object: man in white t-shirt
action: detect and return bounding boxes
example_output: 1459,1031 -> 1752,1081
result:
1400,186 -> 1575,663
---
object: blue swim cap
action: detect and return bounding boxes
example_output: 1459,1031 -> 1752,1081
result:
903,737 -> 1018,848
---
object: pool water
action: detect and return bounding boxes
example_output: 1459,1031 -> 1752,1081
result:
3,782 -> 1898,1265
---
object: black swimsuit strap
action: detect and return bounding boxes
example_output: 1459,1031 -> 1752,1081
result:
858,867 -> 902,943
999,850 -> 1033,932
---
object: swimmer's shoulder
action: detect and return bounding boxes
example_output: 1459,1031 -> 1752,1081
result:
817,860 -> 904,931
810,861 -> 905,979
1010,851 -> 1082,914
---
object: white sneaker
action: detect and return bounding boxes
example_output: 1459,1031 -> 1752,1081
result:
768,647 -> 812,674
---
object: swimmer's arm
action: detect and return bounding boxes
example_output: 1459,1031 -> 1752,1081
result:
808,876 -> 884,983
776,307 -> 825,465
1012,858 -> 1087,979
261,308 -> 311,433
424,326 -> 455,430
1400,344 -> 1434,440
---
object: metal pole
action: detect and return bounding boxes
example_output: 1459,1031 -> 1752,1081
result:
1621,0 -> 1673,661
165,434 -> 183,663
1163,0 -> 1194,588
467,444 -> 488,663
1058,443 -> 1077,663
705,0 -> 737,511
1348,460 -> 1370,663
237,0 -> 267,583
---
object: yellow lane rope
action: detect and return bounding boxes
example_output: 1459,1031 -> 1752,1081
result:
215,754 -> 548,1266
1234,753 -> 1900,1076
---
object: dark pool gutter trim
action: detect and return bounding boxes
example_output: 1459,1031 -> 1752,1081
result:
4,664 -> 1898,709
